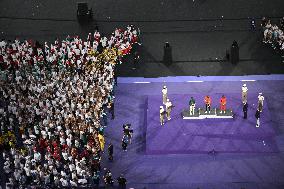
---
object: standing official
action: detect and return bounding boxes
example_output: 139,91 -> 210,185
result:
204,95 -> 212,114
160,106 -> 165,125
108,143 -> 113,161
162,86 -> 167,105
165,99 -> 173,121
243,102 -> 248,119
255,109 -> 261,127
242,84 -> 248,103
257,93 -> 264,112
189,97 -> 196,115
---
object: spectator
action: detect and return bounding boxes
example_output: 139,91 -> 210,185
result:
261,17 -> 284,60
0,25 -> 139,188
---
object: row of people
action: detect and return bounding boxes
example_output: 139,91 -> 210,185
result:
160,84 -> 265,128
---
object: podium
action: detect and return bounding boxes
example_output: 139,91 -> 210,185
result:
182,108 -> 233,119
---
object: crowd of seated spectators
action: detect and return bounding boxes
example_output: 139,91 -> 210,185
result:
0,25 -> 139,188
261,17 -> 284,58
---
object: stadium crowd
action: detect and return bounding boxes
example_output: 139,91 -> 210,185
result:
261,17 -> 284,57
0,25 -> 139,188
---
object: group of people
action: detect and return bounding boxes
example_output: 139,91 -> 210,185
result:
188,95 -> 227,115
241,84 -> 265,128
160,86 -> 173,125
160,84 -> 265,128
261,17 -> 284,57
0,25 -> 139,188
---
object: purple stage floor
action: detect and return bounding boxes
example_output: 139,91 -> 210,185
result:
146,94 -> 278,154
100,76 -> 284,189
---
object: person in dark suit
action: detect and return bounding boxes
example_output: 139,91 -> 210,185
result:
243,102 -> 248,119
121,134 -> 129,151
255,109 -> 261,127
108,102 -> 115,120
108,143 -> 113,161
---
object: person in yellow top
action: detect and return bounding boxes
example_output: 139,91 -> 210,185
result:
98,133 -> 105,152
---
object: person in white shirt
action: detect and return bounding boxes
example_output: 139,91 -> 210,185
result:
242,84 -> 248,103
34,152 -> 41,162
62,151 -> 68,161
165,98 -> 173,121
159,106 -> 165,126
162,86 -> 168,105
257,93 -> 264,112
78,177 -> 88,185
70,179 -> 78,187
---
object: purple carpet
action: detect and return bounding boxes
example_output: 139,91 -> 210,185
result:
146,93 -> 278,154
101,77 -> 284,189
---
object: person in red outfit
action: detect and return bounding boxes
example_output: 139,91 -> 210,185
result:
220,95 -> 227,114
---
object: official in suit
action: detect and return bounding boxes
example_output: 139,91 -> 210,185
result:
243,102 -> 248,119
255,109 -> 261,127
